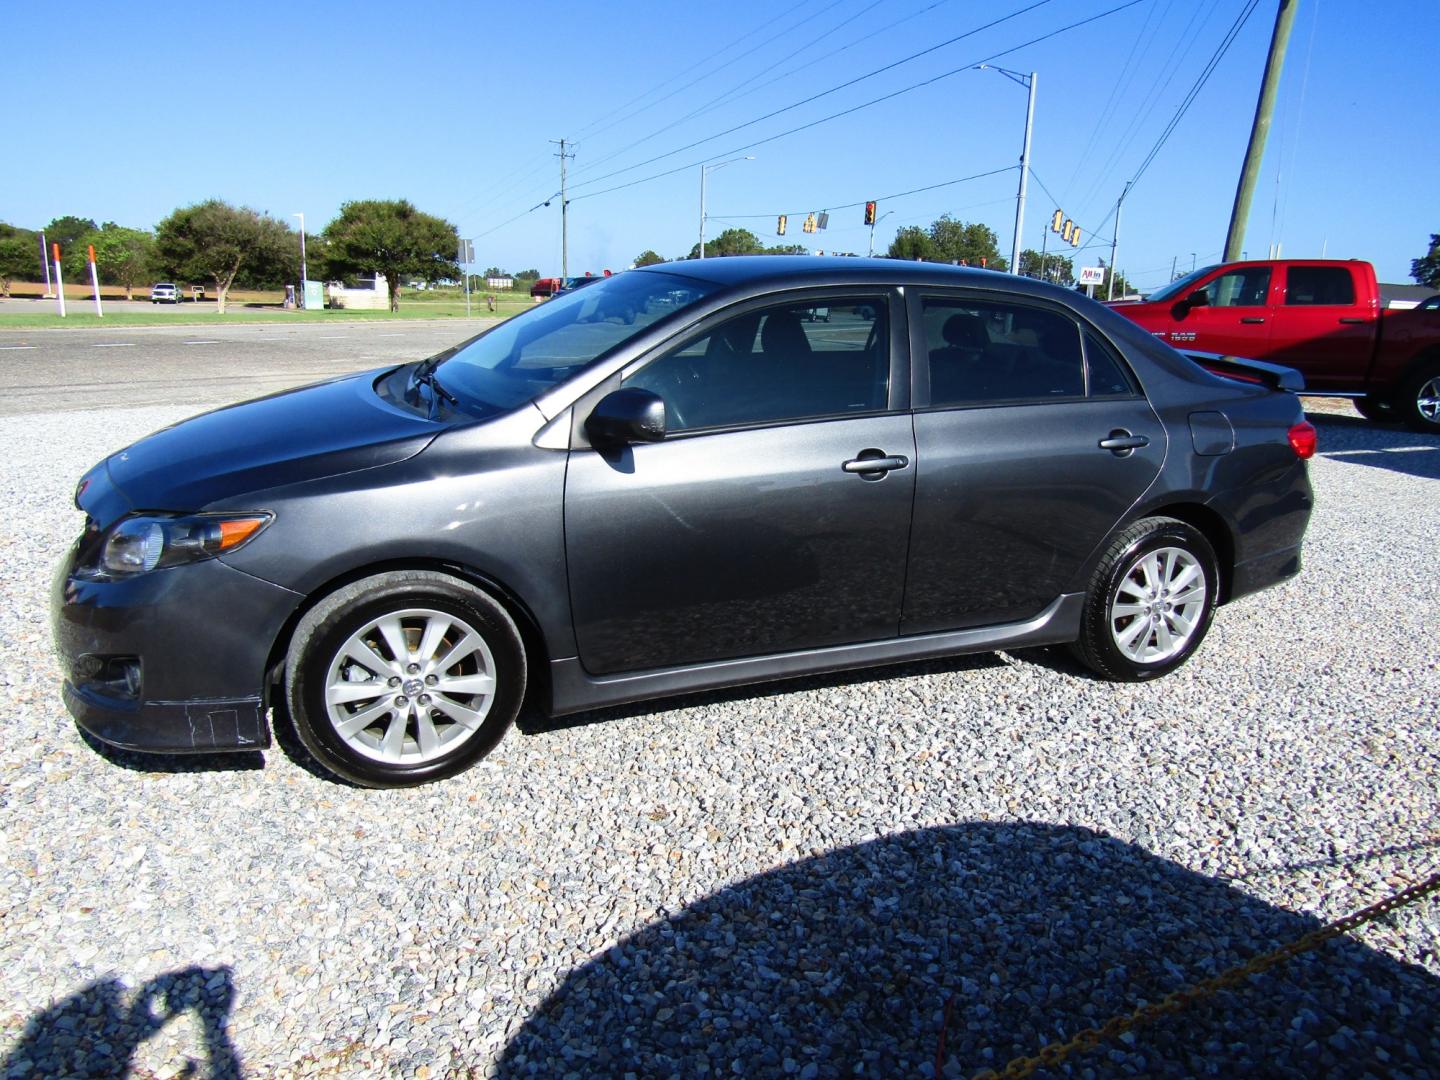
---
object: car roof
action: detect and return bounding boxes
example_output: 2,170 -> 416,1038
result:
635,255 -> 1068,302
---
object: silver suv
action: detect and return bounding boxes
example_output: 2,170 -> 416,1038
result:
149,283 -> 181,304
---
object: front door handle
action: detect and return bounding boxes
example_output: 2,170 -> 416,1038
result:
842,450 -> 909,477
1240,316 -> 1266,324
1338,317 -> 1366,324
1098,430 -> 1150,455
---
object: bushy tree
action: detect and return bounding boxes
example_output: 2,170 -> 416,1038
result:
62,224 -> 155,299
43,215 -> 98,253
634,249 -> 665,267
1412,234 -> 1440,288
0,237 -> 33,297
887,226 -> 935,261
1020,248 -> 1074,285
929,215 -> 1006,269
322,199 -> 459,312
155,201 -> 295,313
685,228 -> 813,260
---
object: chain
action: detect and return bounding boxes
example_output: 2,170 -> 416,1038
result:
967,869 -> 1440,1080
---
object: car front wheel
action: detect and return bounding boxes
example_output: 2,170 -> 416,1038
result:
1070,517 -> 1218,682
284,571 -> 526,787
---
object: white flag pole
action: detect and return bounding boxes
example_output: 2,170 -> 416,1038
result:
52,244 -> 66,318
88,245 -> 103,318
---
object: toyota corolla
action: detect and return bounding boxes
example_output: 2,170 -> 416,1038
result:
53,258 -> 1314,787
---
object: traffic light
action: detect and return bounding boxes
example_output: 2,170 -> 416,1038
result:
1062,219 -> 1074,244
803,213 -> 817,234
777,215 -> 788,236
1070,227 -> 1081,247
1051,209 -> 1063,233
864,201 -> 877,225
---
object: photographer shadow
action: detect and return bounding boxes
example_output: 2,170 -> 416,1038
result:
496,822 -> 1439,1078
2,965 -> 240,1079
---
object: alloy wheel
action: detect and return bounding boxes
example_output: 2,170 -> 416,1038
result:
1108,546 -> 1208,664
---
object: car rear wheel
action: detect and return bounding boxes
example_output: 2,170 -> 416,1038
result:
1070,517 -> 1218,682
1396,361 -> 1440,433
284,571 -> 526,787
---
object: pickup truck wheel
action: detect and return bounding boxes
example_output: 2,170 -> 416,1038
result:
1353,395 -> 1394,422
1397,362 -> 1440,433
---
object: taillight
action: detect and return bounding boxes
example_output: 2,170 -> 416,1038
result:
1287,420 -> 1317,459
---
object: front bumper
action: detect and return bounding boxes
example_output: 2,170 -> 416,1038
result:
51,542 -> 301,754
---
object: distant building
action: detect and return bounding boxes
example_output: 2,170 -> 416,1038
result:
486,276 -> 514,290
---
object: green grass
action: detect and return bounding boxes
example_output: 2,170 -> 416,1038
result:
0,305 -> 512,330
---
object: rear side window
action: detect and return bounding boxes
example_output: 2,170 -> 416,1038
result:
1083,332 -> 1138,396
921,298 -> 1084,406
1284,267 -> 1355,306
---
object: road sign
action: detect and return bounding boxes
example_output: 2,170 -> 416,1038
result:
1078,266 -> 1105,286
457,239 -> 474,264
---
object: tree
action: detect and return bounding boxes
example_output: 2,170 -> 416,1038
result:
1412,234 -> 1440,288
322,199 -> 459,312
43,215 -> 97,253
684,229 -> 814,260
482,265 -> 506,279
155,201 -> 295,313
929,215 -> 1006,270
62,224 -> 155,299
1019,248 -> 1074,285
887,226 -> 935,261
1091,259 -> 1134,300
0,237 -> 32,297
634,249 -> 665,267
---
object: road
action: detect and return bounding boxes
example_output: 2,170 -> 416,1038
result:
0,319 -> 495,415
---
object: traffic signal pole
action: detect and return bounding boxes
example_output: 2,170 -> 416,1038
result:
1224,0 -> 1299,262
1010,71 -> 1036,276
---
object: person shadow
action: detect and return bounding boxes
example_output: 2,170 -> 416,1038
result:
2,965 -> 241,1079
494,822 -> 1439,1078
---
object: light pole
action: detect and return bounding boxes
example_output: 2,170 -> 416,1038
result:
292,213 -> 307,308
976,65 -> 1036,276
699,156 -> 755,258
867,210 -> 894,257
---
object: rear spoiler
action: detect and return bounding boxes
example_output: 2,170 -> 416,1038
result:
1181,350 -> 1305,393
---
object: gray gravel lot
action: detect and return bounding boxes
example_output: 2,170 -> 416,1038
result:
1,394 -> 1437,1078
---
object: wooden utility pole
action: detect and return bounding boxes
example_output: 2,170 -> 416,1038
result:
1223,0 -> 1299,262
552,139 -> 575,280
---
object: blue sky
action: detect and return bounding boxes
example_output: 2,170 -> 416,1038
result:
7,1 -> 1435,290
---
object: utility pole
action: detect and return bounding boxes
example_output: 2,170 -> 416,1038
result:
1223,0 -> 1299,262
552,139 -> 575,280
1011,71 -> 1036,276
699,165 -> 708,259
1170,254 -> 1178,282
1107,181 -> 1132,301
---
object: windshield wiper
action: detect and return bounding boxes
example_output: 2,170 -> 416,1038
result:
406,358 -> 457,417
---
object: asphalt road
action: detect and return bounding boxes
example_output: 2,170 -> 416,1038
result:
0,319 -> 496,415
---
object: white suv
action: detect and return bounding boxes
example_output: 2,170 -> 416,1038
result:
149,283 -> 181,304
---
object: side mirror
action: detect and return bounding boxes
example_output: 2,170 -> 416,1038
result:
1185,290 -> 1210,309
585,387 -> 667,447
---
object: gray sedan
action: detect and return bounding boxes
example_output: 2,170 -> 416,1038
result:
53,257 -> 1314,787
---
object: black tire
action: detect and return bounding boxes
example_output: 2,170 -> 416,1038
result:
1352,395 -> 1394,422
1069,516 -> 1219,682
1395,360 -> 1440,434
284,571 -> 526,787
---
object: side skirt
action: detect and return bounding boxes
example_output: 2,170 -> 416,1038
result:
547,593 -> 1086,716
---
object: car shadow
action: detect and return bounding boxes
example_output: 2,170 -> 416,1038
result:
517,651 -> 1005,737
1,965 -> 241,1079
1307,410 -> 1440,479
493,822 -> 1440,1078
75,726 -> 265,775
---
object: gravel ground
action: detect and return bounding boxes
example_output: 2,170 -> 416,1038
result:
1,399 -> 1437,1079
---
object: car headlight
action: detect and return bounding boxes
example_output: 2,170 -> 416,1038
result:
82,513 -> 273,579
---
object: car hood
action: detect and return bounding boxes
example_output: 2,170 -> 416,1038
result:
87,368 -> 442,520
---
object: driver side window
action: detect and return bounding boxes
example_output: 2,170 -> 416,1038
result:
624,297 -> 890,432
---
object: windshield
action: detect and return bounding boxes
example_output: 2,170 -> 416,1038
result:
435,270 -> 718,411
1145,265 -> 1220,304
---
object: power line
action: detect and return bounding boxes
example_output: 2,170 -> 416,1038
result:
567,0 -> 1060,195
709,164 -> 1019,219
568,0 -> 1151,206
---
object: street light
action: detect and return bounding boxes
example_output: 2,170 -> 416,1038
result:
292,213 -> 308,308
976,64 -> 1036,277
867,210 -> 895,257
699,156 -> 755,259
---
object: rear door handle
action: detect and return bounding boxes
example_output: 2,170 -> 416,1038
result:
842,452 -> 909,475
1098,430 -> 1150,455
1240,316 -> 1265,324
1338,317 -> 1366,324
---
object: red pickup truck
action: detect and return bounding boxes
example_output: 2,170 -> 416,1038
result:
1109,259 -> 1440,432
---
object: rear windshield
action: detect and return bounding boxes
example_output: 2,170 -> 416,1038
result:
435,270 -> 718,411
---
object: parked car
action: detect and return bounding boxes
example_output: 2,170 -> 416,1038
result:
54,258 -> 1314,787
530,277 -> 564,298
1109,259 -> 1440,431
149,283 -> 181,304
554,275 -> 606,296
